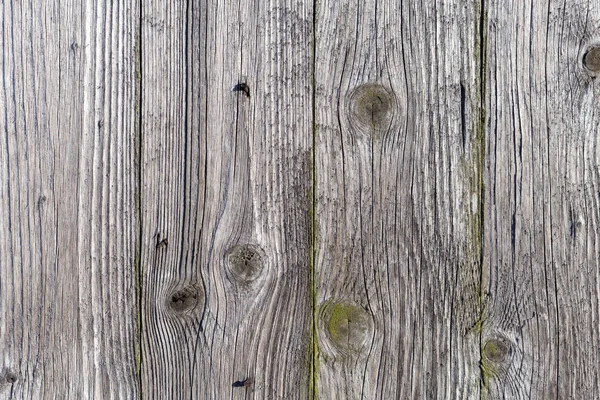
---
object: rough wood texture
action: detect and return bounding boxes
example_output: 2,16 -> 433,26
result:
139,0 -> 313,398
483,1 -> 600,398
313,1 -> 485,398
2,0 -> 600,399
0,1 -> 140,398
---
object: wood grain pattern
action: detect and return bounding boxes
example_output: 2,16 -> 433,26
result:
3,0 -> 600,398
0,0 -> 140,398
313,0 -> 485,398
483,1 -> 600,398
139,0 -> 313,398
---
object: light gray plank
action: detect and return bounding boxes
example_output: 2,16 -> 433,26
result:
313,0 -> 484,398
483,1 -> 600,398
0,0 -> 140,398
139,0 -> 313,398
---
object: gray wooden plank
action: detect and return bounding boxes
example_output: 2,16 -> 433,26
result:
0,0 -> 140,398
313,0 -> 485,398
139,1 -> 313,398
483,1 -> 600,398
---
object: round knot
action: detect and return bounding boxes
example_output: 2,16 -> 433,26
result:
319,300 -> 373,357
583,47 -> 600,73
483,336 -> 511,363
167,284 -> 202,314
225,244 -> 266,286
347,83 -> 396,136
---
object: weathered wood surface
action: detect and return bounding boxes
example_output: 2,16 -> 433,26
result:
1,0 -> 600,399
139,0 -> 312,398
313,1 -> 484,399
483,1 -> 600,398
0,1 -> 141,398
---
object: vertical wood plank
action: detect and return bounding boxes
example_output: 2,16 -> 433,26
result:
0,0 -> 140,398
484,1 -> 600,398
140,0 -> 313,398
313,0 -> 484,398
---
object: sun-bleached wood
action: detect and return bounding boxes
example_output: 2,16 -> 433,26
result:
0,1 -> 140,398
482,1 -> 600,398
139,0 -> 313,398
313,1 -> 485,398
3,0 -> 600,399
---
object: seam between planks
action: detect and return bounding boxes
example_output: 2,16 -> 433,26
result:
310,0 -> 319,398
135,1 -> 144,397
477,0 -> 488,398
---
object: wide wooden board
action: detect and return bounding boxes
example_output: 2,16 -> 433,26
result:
139,1 -> 314,398
313,1 -> 485,398
0,1 -> 140,398
483,1 -> 600,398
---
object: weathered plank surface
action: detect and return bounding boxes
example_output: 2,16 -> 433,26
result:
313,1 -> 485,398
0,1 -> 140,398
139,0 -> 313,398
483,1 -> 600,398
2,0 -> 600,399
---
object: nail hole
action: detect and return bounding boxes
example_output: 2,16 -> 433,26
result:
232,377 -> 254,388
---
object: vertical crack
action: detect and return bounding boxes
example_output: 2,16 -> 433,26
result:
309,1 -> 319,399
135,1 -> 144,398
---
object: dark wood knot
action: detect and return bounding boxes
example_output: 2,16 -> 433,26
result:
583,47 -> 600,73
167,283 -> 202,313
0,369 -> 18,385
347,83 -> 396,135
225,244 -> 266,286
483,335 -> 512,363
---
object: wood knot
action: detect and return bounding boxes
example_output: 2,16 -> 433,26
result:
318,300 -> 373,357
225,244 -> 266,287
483,335 -> 512,364
583,47 -> 600,73
0,369 -> 18,385
167,283 -> 202,313
347,83 -> 396,136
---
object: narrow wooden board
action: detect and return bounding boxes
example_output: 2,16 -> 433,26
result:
483,1 -> 600,398
313,1 -> 485,398
139,1 -> 314,398
0,1 -> 140,398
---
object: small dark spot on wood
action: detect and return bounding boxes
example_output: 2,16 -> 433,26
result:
155,232 -> 168,249
583,47 -> 600,72
232,377 -> 253,388
97,119 -> 104,129
232,83 -> 250,98
37,195 -> 47,210
2,369 -> 18,384
483,336 -> 511,363
70,42 -> 79,52
167,284 -> 201,313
